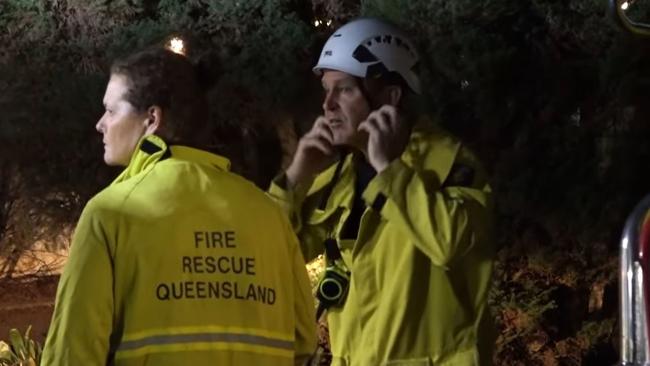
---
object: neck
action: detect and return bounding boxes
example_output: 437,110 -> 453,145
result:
347,135 -> 369,162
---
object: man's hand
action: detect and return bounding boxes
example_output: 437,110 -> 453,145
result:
358,105 -> 409,173
285,116 -> 338,188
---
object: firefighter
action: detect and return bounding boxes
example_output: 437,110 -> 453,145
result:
268,18 -> 496,365
42,48 -> 316,366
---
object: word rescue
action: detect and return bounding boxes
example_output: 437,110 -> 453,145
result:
156,231 -> 276,305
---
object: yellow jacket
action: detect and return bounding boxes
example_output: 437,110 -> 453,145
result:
42,135 -> 316,366
268,124 -> 495,365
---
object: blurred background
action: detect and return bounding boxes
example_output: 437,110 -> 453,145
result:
2,0 -> 650,364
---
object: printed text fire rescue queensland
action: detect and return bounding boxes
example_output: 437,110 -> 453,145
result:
155,231 -> 276,305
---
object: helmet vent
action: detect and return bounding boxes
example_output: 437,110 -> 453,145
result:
352,45 -> 379,63
366,62 -> 389,78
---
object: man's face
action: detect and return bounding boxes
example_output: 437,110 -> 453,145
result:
96,74 -> 148,166
321,70 -> 371,148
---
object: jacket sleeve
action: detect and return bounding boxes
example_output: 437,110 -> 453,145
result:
361,147 -> 493,269
281,216 -> 317,365
267,176 -> 327,262
41,200 -> 114,365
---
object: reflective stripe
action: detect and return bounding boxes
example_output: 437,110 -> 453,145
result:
121,325 -> 293,342
117,332 -> 293,353
119,332 -> 293,351
114,342 -> 293,361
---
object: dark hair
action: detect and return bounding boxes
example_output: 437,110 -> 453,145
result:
110,48 -> 209,146
354,75 -> 420,124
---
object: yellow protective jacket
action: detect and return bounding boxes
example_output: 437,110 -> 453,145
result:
268,123 -> 495,365
42,135 -> 316,366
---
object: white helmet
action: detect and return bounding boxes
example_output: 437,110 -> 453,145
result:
313,17 -> 421,94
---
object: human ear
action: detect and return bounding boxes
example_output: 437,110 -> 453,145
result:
144,106 -> 163,136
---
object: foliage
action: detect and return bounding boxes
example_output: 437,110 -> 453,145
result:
1,0 -> 649,363
0,327 -> 42,366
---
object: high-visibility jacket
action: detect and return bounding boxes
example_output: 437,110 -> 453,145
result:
268,122 -> 495,365
42,135 -> 316,366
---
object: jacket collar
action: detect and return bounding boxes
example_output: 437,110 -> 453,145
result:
306,116 -> 460,215
168,145 -> 230,171
308,153 -> 356,214
111,135 -> 231,186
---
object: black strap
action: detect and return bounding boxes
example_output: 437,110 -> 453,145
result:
323,238 -> 342,261
342,158 -> 376,239
316,303 -> 326,321
315,155 -> 352,322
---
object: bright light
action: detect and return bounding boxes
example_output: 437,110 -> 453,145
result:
313,19 -> 332,28
622,1 -> 629,10
167,37 -> 186,55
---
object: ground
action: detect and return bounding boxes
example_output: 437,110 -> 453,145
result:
0,275 -> 58,344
